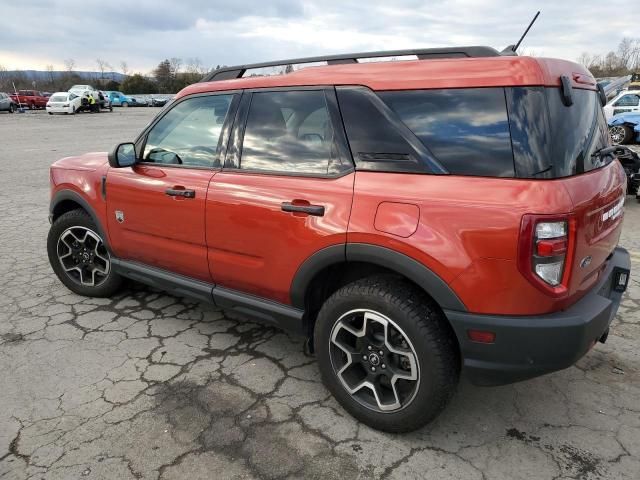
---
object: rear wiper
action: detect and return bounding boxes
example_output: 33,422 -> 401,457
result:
591,145 -> 630,159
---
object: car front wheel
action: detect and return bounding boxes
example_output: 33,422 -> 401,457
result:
314,275 -> 459,432
609,125 -> 633,145
47,209 -> 122,297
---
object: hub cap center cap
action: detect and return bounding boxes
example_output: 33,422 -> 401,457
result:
368,353 -> 380,366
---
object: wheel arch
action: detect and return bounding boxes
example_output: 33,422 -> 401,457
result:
291,243 -> 467,335
50,190 -> 111,251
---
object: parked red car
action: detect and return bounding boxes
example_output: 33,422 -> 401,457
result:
10,89 -> 48,109
47,46 -> 631,432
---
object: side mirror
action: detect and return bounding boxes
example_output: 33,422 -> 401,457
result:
108,142 -> 137,168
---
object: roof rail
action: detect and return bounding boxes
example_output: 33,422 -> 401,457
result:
200,46 -> 501,82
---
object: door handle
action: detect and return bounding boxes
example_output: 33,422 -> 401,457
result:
165,188 -> 196,198
281,202 -> 325,216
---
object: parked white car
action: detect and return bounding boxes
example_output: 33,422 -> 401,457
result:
46,91 -> 82,115
604,90 -> 640,120
68,85 -> 109,109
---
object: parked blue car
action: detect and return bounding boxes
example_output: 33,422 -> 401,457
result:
104,91 -> 133,107
608,112 -> 640,145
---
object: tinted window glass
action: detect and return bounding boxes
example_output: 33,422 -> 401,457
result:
144,95 -> 233,167
337,87 -> 442,173
240,90 -> 347,175
614,94 -> 640,107
379,88 -> 514,177
546,88 -> 608,177
506,87 -> 552,178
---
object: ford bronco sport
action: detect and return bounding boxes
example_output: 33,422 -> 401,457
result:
47,46 -> 631,432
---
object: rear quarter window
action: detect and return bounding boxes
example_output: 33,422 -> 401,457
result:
378,88 -> 515,177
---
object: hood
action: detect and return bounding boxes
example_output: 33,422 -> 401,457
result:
51,152 -> 109,171
608,112 -> 640,126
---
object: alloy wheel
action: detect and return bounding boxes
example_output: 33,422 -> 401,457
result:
56,227 -> 110,287
329,309 -> 420,412
609,126 -> 625,145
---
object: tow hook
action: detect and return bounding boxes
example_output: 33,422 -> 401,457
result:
599,328 -> 609,344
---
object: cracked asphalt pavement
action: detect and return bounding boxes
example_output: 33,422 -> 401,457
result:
1,109 -> 639,480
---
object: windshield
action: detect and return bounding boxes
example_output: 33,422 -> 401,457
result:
50,95 -> 67,102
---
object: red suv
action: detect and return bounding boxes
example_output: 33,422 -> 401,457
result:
47,46 -> 631,432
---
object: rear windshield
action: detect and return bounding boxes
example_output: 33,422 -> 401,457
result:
50,95 -> 67,102
543,88 -> 609,178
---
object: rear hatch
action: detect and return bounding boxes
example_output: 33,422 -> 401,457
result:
512,85 -> 626,302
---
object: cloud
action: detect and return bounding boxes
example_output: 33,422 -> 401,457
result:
0,0 -> 635,73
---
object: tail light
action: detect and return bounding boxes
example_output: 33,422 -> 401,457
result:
518,214 -> 576,297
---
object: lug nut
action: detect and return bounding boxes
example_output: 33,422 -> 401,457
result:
379,350 -> 384,356
362,355 -> 367,360
367,346 -> 372,351
371,367 -> 376,372
381,364 -> 386,369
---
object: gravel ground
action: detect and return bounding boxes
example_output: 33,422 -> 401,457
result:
0,108 -> 639,480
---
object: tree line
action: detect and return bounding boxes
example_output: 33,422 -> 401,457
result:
577,37 -> 640,77
0,57 -> 219,94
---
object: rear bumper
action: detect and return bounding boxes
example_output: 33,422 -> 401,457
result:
445,247 -> 631,386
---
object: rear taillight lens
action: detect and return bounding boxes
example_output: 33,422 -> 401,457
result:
518,215 -> 576,297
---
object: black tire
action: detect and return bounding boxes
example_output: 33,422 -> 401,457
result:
48,112 -> 53,115
609,125 -> 633,145
9,104 -> 15,113
47,209 -> 122,297
314,275 -> 459,433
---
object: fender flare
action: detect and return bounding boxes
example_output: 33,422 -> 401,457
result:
50,189 -> 111,251
290,243 -> 467,312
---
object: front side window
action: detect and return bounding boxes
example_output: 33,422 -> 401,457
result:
239,90 -> 348,175
379,88 -> 514,177
614,94 -> 640,107
143,94 -> 234,167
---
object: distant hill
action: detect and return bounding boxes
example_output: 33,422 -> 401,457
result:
5,70 -> 126,83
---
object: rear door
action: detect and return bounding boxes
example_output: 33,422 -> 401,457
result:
206,87 -> 355,304
106,93 -> 238,282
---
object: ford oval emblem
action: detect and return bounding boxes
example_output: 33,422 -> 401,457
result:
580,256 -> 592,269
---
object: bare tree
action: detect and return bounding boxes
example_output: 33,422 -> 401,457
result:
64,58 -> 75,72
120,61 -> 129,78
617,38 -> 634,67
96,58 -> 108,80
184,57 -> 205,75
169,57 -> 182,76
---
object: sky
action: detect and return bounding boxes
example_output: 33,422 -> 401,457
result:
0,0 -> 636,74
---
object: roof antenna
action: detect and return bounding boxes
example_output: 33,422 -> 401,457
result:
502,11 -> 540,55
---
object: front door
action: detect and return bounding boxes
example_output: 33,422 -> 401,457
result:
106,93 -> 238,282
206,88 -> 355,304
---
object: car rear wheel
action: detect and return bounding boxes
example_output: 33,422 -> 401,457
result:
122,102 -> 129,108
314,275 -> 459,432
47,209 -> 122,297
8,104 -> 15,113
610,125 -> 633,145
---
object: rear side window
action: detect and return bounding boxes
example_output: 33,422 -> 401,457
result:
239,90 -> 350,175
379,88 -> 515,177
